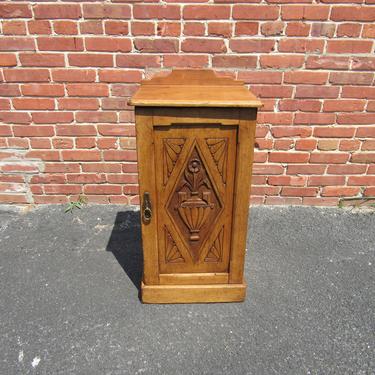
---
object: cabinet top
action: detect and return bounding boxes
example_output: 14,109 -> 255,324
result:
130,69 -> 262,108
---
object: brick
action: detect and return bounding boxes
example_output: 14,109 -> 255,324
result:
279,99 -> 321,112
279,39 -> 324,53
362,140 -> 375,151
314,126 -> 355,138
53,21 -> 78,35
281,5 -> 330,20
26,150 -> 60,161
251,186 -> 280,196
75,138 -> 96,149
239,71 -> 282,84
0,85 -> 20,97
281,187 -> 318,197
339,139 -> 360,151
317,140 -> 338,151
208,22 -> 232,38
4,69 -> 49,83
0,112 -> 31,124
327,40 -> 373,54
0,54 -> 17,67
327,164 -> 366,175
80,21 -> 103,35
52,69 -> 96,82
58,98 -> 99,110
122,163 -> 138,173
103,150 -> 137,161
311,23 -> 335,38
97,138 -> 117,150
337,113 -> 375,125
212,56 -> 257,69
0,4 -> 32,18
28,20 -> 51,35
117,54 -> 161,68
107,175 -> 138,184
271,126 -> 312,138
38,37 -> 84,51
295,86 -> 339,99
287,165 -> 326,175
265,197 -> 302,205
83,4 -> 131,19
0,195 -> 28,204
182,38 -> 226,53
164,55 -> 209,68
258,112 -> 293,125
321,187 -> 360,197
44,185 -> 82,195
3,21 -> 26,35
184,6 -> 230,20
101,98 -> 129,110
52,138 -> 74,149
323,100 -> 365,112
364,188 -> 375,197
67,174 -> 105,184
330,6 -> 375,21
62,150 -> 101,161
362,24 -> 375,38
30,174 -> 65,184
33,196 -> 68,204
230,39 -> 275,53
342,87 -> 375,99
367,102 -> 375,112
32,112 -> 73,124
131,22 -> 155,36
357,127 -> 375,138
302,197 -> 339,207
68,54 -> 113,67
252,164 -> 284,175
44,163 -> 80,173
255,139 -> 273,150
0,100 -> 11,110
251,85 -> 293,99
234,22 -> 258,36
76,112 -> 117,123
285,22 -> 310,36
308,176 -> 345,186
13,98 -> 54,110
56,125 -> 97,136
337,23 -> 361,38
133,5 -> 180,20
84,185 -> 122,195
260,55 -> 304,69
98,125 -> 134,136
135,39 -> 179,53
330,72 -> 374,86
99,70 -> 142,83
19,53 -> 64,67
67,84 -> 109,97
310,152 -> 349,164
271,139 -> 292,150
284,72 -> 327,85
13,126 -> 54,137
261,21 -> 284,36
34,4 -> 81,19
21,84 -> 64,97
295,139 -> 317,151
82,163 -> 121,173
268,176 -> 306,186
294,113 -> 335,125
233,5 -> 279,20
86,37 -> 131,52
105,21 -> 129,35
0,37 -> 35,51
306,56 -> 350,70
269,152 -> 310,163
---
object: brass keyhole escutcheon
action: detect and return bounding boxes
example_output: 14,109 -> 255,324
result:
142,192 -> 152,224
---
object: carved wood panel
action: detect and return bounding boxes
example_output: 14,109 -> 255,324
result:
154,125 -> 237,274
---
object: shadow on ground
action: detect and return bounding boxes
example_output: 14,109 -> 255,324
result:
105,211 -> 143,294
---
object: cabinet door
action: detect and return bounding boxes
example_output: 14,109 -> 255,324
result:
154,124 -> 237,274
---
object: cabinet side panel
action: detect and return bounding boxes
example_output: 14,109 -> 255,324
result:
229,108 -> 257,284
135,107 -> 159,285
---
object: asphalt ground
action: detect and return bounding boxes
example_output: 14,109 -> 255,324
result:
0,205 -> 374,374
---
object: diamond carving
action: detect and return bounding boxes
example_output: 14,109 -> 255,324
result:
167,144 -> 223,262
165,226 -> 184,263
206,138 -> 228,184
205,226 -> 224,262
163,138 -> 185,185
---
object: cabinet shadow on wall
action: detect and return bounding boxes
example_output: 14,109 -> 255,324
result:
106,211 -> 143,295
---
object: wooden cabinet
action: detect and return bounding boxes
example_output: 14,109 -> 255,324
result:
130,70 -> 262,303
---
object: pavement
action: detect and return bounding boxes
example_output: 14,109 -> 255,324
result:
0,204 -> 374,375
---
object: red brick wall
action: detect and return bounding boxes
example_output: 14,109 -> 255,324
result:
0,2 -> 374,206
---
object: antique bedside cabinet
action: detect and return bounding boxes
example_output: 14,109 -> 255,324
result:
130,70 -> 262,303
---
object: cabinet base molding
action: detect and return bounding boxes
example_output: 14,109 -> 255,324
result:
141,281 -> 247,304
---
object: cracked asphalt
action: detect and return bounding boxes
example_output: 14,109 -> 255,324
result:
0,205 -> 374,374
